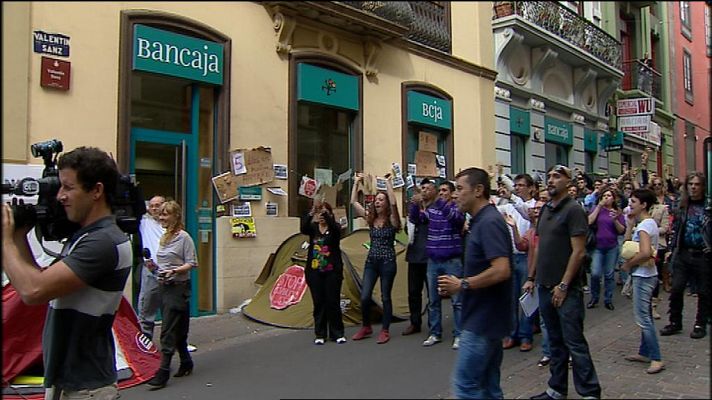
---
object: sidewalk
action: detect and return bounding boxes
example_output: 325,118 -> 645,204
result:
177,288 -> 710,399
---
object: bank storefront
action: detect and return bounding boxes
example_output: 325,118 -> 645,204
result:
3,2 -> 497,314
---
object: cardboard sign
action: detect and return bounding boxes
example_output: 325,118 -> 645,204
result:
316,182 -> 341,207
299,176 -> 320,198
361,173 -> 377,195
419,131 -> 438,153
269,265 -> 308,310
211,171 -> 239,203
415,150 -> 438,177
230,147 -> 275,187
231,217 -> 256,238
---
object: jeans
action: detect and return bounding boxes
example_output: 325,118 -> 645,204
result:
509,253 -> 533,343
590,247 -> 618,304
668,249 -> 710,327
632,276 -> 662,361
427,257 -> 463,338
137,265 -> 162,340
45,384 -> 118,400
361,258 -> 397,330
407,262 -> 428,327
452,330 -> 504,399
538,286 -> 601,398
616,236 -> 629,283
540,313 -> 551,358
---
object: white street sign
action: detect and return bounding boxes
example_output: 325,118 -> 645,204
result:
618,115 -> 651,133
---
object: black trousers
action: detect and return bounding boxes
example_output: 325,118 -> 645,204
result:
159,282 -> 191,368
305,269 -> 344,339
407,262 -> 428,327
669,248 -> 710,327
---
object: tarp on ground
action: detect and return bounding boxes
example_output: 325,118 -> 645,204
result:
242,228 -> 412,329
2,284 -> 160,399
242,233 -> 364,329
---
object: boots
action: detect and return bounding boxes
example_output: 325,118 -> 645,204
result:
662,270 -> 671,292
146,367 -> 170,390
174,360 -> 194,377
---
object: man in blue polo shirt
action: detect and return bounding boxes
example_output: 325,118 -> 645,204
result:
439,167 -> 513,399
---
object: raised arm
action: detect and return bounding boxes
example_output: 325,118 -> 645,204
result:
385,175 -> 402,230
350,173 -> 366,218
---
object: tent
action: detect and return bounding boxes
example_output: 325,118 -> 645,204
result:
2,284 -> 160,399
243,228 -> 416,328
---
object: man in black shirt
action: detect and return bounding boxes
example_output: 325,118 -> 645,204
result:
524,165 -> 601,400
660,172 -> 710,339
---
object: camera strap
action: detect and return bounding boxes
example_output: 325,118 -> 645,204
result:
34,228 -> 62,260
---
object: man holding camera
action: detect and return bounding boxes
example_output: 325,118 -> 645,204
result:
2,146 -> 131,400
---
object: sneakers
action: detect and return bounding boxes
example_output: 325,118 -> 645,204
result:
336,337 -> 347,344
452,337 -> 460,350
401,324 -> 421,336
376,329 -> 390,344
537,356 -> 551,367
314,338 -> 325,345
530,390 -> 556,399
583,286 -> 590,293
659,323 -> 682,336
351,326 -> 373,340
422,335 -> 442,346
690,325 -> 707,339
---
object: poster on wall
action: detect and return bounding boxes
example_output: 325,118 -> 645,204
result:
419,131 -> 438,152
266,202 -> 278,216
298,176 -> 320,198
230,147 -> 275,186
212,171 -> 239,203
231,217 -> 257,238
415,151 -> 438,177
232,202 -> 252,217
274,164 -> 288,180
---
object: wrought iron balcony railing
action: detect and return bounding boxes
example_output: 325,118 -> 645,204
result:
340,1 -> 451,53
493,1 -> 622,71
621,59 -> 663,100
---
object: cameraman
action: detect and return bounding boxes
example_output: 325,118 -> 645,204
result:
2,146 -> 131,400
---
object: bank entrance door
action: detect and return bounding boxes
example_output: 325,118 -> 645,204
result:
129,72 -> 216,317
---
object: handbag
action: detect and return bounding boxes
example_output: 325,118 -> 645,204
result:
585,223 -> 597,251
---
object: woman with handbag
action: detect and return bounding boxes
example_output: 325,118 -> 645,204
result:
621,189 -> 664,374
586,187 -> 626,310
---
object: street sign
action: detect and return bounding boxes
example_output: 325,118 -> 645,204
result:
618,115 -> 651,133
616,98 -> 655,116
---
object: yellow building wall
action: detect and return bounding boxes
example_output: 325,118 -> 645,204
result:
2,2 -> 496,312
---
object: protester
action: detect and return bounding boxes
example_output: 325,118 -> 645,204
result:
620,188 -> 664,374
438,167 -> 512,399
660,172 -> 710,339
300,200 -> 346,345
403,179 -> 436,336
137,195 -> 166,341
410,178 -> 465,349
351,173 -> 402,344
524,164 -> 601,400
646,176 -> 671,317
587,187 -> 626,310
2,146 -> 131,400
147,201 -> 198,390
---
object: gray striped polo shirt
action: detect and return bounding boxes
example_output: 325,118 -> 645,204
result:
43,216 -> 132,391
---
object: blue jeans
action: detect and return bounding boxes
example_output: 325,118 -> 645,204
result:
616,236 -> 629,282
632,276 -> 662,361
590,246 -> 618,304
361,258 -> 397,330
538,286 -> 601,398
427,257 -> 463,338
540,313 -> 551,358
452,330 -> 504,399
508,253 -> 533,343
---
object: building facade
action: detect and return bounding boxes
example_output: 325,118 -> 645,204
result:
492,1 -> 624,179
669,0 -> 712,175
2,2 -> 497,314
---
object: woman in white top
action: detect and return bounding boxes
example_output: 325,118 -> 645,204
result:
621,189 -> 664,374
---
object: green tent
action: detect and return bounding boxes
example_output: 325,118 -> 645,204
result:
242,229 -> 413,328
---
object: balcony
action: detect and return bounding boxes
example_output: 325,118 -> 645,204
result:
340,1 -> 451,52
620,59 -> 662,100
493,1 -> 622,72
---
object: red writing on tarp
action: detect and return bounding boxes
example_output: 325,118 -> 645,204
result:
269,265 -> 307,310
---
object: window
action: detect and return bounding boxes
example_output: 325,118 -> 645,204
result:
706,5 -> 711,56
545,142 -> 569,170
680,1 -> 692,38
584,151 -> 595,173
685,121 -> 696,172
510,135 -> 526,175
683,50 -> 693,102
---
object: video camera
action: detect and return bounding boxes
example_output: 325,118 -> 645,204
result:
2,139 -> 146,242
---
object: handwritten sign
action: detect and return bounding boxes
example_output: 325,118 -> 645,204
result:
231,151 -> 247,175
316,183 -> 340,206
419,131 -> 438,153
415,150 -> 438,177
211,171 -> 239,203
231,147 -> 275,187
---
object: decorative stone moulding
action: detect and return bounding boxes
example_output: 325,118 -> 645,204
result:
495,86 -> 511,100
529,98 -> 545,111
532,128 -> 543,142
595,121 -> 608,131
571,113 -> 585,124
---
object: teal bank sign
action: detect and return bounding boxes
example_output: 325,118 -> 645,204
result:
133,24 -> 224,85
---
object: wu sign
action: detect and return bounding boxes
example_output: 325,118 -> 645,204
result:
616,98 -> 655,116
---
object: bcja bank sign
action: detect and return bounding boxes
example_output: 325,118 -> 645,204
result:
133,24 -> 224,85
